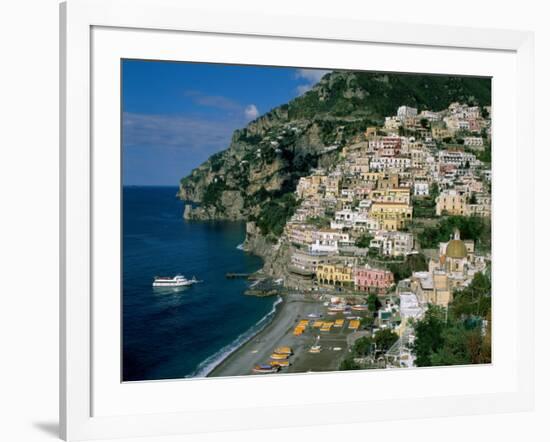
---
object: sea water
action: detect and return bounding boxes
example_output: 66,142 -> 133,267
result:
122,186 -> 276,381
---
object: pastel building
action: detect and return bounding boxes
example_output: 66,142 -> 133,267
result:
436,189 -> 467,216
370,201 -> 413,230
353,266 -> 394,293
316,264 -> 354,287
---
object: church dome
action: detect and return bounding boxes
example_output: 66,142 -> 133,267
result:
446,239 -> 468,259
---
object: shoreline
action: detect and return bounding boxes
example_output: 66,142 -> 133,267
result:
204,232 -> 287,377
204,293 -> 288,377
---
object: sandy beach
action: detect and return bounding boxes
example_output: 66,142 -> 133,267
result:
208,293 -> 359,377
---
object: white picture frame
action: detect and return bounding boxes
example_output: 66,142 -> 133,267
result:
60,0 -> 534,440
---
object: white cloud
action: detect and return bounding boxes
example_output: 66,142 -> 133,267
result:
295,69 -> 330,83
184,90 -> 242,112
122,112 -> 236,153
244,104 -> 259,120
294,68 -> 331,95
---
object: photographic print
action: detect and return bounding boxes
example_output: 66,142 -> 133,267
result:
122,61 -> 492,382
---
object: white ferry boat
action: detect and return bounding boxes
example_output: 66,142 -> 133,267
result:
152,274 -> 198,288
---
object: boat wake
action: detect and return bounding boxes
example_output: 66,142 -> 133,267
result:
189,296 -> 283,378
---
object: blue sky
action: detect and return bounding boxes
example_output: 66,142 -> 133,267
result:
122,60 -> 329,186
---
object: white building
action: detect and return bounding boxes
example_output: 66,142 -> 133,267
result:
400,292 -> 425,320
419,110 -> 441,122
370,156 -> 412,172
413,181 -> 430,196
370,231 -> 414,257
397,105 -> 418,119
309,229 -> 350,254
438,150 -> 477,168
463,136 -> 483,147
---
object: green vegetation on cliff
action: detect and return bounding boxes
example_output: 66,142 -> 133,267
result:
388,253 -> 429,281
413,274 -> 492,368
288,72 -> 491,120
417,215 -> 491,251
253,193 -> 299,240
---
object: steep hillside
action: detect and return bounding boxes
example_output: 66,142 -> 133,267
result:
178,71 -> 491,235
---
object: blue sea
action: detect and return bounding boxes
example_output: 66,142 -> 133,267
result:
122,186 -> 277,382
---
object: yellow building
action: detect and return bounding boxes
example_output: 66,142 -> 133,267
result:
296,175 -> 324,199
431,126 -> 452,140
363,172 -> 383,183
324,176 -> 341,196
370,187 -> 411,204
316,264 -> 353,286
285,223 -> 314,246
370,202 -> 413,230
377,173 -> 399,190
435,190 -> 467,216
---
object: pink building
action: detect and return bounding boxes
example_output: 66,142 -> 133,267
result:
354,267 -> 394,293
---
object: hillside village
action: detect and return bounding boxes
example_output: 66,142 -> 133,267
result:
282,102 -> 491,294
252,101 -> 492,369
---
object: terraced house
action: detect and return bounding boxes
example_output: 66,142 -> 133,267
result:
370,201 -> 413,230
354,266 -> 394,294
316,264 -> 354,287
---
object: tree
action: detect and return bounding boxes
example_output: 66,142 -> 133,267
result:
413,300 -> 491,367
389,253 -> 427,281
373,329 -> 399,352
356,234 -> 373,248
413,305 -> 446,367
451,271 -> 491,318
339,358 -> 360,371
255,193 -> 299,237
430,183 -> 440,198
367,294 -> 381,313
360,315 -> 375,329
417,215 -> 491,252
353,336 -> 375,356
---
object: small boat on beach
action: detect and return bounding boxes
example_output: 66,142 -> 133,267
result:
253,364 -> 280,374
270,353 -> 289,360
274,346 -> 293,355
152,274 -> 199,288
270,360 -> 290,367
309,345 -> 321,354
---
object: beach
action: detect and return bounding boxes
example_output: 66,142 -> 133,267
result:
208,293 -> 358,377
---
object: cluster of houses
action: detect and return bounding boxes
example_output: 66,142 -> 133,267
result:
280,102 -> 491,298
